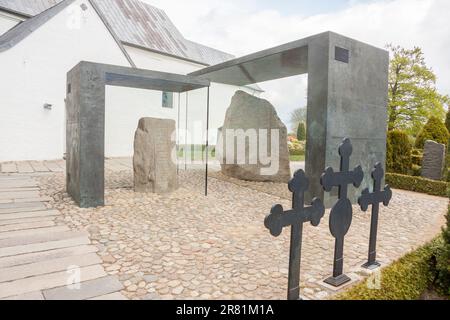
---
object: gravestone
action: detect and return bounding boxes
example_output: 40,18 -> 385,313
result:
421,140 -> 446,181
218,91 -> 291,182
133,118 -> 178,193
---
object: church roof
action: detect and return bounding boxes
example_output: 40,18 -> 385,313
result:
92,0 -> 234,66
0,0 -> 234,66
0,0 -> 61,17
0,0 -> 76,52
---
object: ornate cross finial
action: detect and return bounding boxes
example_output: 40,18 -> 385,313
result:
320,138 -> 363,287
358,162 -> 392,269
264,169 -> 325,300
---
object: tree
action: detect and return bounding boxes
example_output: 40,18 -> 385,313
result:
415,116 -> 449,149
387,44 -> 448,134
297,122 -> 306,141
446,110 -> 450,133
386,130 -> 412,174
290,107 -> 307,131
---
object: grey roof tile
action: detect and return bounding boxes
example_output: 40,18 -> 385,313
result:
0,0 -> 62,17
92,0 -> 234,65
0,0 -> 234,65
0,0 -> 75,52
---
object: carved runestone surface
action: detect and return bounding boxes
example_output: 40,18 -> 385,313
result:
133,118 -> 178,193
219,90 -> 291,183
421,140 -> 446,181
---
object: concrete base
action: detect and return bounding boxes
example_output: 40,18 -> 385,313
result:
324,274 -> 351,287
319,273 -> 360,291
361,260 -> 381,270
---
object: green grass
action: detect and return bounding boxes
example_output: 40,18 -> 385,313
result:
177,145 -> 305,162
289,154 -> 305,162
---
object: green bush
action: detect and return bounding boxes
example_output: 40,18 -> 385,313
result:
337,206 -> 450,300
297,122 -> 306,141
446,154 -> 450,182
386,130 -> 412,174
288,139 -> 305,156
445,110 -> 450,133
385,173 -> 449,197
411,148 -> 423,166
336,239 -> 440,300
411,164 -> 422,176
434,205 -> 450,295
415,116 -> 449,149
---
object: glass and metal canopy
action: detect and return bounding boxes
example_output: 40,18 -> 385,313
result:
190,31 -> 389,206
66,62 -> 210,208
66,32 -> 389,209
189,37 -> 311,86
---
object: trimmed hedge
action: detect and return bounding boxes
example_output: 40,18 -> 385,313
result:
446,110 -> 450,133
411,148 -> 423,166
385,173 -> 449,197
337,205 -> 450,300
415,116 -> 449,149
411,164 -> 421,177
386,130 -> 412,174
336,238 -> 442,300
434,204 -> 450,295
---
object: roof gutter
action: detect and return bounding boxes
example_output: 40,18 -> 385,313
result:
122,41 -> 211,67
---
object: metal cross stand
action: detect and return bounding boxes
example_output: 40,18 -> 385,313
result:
264,169 -> 325,300
321,138 -> 363,287
358,162 -> 392,269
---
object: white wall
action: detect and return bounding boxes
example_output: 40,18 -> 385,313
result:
0,11 -> 23,35
0,0 -> 131,161
105,45 -> 260,157
0,2 -> 259,161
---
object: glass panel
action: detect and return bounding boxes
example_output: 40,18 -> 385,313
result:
189,45 -> 308,86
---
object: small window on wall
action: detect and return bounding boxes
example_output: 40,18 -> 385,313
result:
162,91 -> 173,109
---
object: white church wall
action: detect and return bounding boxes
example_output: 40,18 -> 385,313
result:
104,45 -> 260,158
0,1 -> 259,161
0,0 -> 131,161
0,11 -> 23,36
104,85 -> 180,157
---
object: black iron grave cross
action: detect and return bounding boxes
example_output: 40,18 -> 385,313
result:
358,162 -> 392,269
264,169 -> 325,300
320,138 -> 364,287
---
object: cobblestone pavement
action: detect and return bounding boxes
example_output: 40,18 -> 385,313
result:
35,168 -> 448,300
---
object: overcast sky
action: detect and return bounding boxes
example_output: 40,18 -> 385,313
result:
142,0 -> 450,127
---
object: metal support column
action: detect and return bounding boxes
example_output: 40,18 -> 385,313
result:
177,92 -> 181,174
205,87 -> 210,196
184,92 -> 189,171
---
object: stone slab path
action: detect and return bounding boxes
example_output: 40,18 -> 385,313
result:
0,175 -> 126,300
